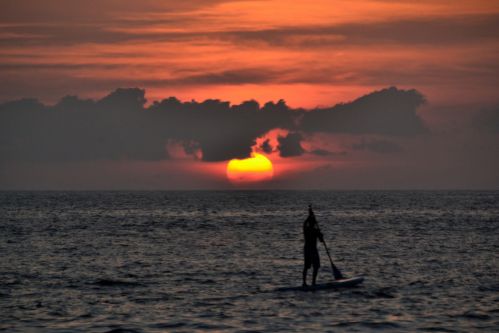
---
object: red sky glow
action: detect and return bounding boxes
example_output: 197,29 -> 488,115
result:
0,0 -> 498,190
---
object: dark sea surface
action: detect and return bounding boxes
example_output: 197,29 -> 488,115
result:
1,190 -> 498,332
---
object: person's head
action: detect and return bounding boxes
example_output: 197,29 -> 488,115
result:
308,204 -> 313,214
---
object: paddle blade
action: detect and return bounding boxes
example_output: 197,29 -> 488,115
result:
332,264 -> 343,280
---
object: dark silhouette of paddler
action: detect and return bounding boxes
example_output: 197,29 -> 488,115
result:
302,205 -> 324,286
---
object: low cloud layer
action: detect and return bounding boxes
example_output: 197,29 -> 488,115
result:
309,148 -> 346,156
474,107 -> 499,134
0,86 -> 428,163
353,139 -> 405,154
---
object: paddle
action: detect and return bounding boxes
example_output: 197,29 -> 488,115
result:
311,205 -> 343,280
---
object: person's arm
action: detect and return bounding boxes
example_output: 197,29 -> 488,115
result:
304,205 -> 314,232
318,230 -> 324,243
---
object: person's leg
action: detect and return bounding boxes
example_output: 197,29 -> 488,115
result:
311,248 -> 320,285
312,267 -> 319,285
303,248 -> 312,287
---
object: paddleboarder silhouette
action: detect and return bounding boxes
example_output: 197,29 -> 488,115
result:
302,205 -> 324,287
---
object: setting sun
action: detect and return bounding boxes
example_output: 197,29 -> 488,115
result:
227,153 -> 274,186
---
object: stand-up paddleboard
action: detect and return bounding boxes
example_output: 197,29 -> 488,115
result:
276,277 -> 364,292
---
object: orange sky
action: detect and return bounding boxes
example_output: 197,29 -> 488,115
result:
1,0 -> 498,190
2,0 -> 498,107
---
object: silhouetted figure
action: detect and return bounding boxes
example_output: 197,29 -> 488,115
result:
302,205 -> 324,287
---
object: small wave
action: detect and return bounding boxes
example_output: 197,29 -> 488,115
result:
349,290 -> 374,298
104,329 -> 141,333
1,280 -> 20,287
90,279 -> 144,287
66,284 -> 80,289
418,327 -> 458,332
350,288 -> 397,299
153,322 -> 186,329
331,321 -> 359,328
221,270 -> 256,276
408,280 -> 425,286
48,311 -> 65,317
133,295 -> 172,304
374,291 -> 396,299
424,258 -> 442,263
191,323 -> 235,330
459,311 -> 491,320
477,285 -> 499,292
360,321 -> 401,328
78,313 -> 93,318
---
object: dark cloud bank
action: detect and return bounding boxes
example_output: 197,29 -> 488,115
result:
0,86 -> 428,163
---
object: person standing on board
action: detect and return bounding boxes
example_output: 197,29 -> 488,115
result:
302,205 -> 324,287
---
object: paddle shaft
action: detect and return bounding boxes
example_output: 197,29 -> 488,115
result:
315,218 -> 343,280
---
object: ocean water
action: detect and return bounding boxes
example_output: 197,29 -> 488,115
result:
1,190 -> 498,332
